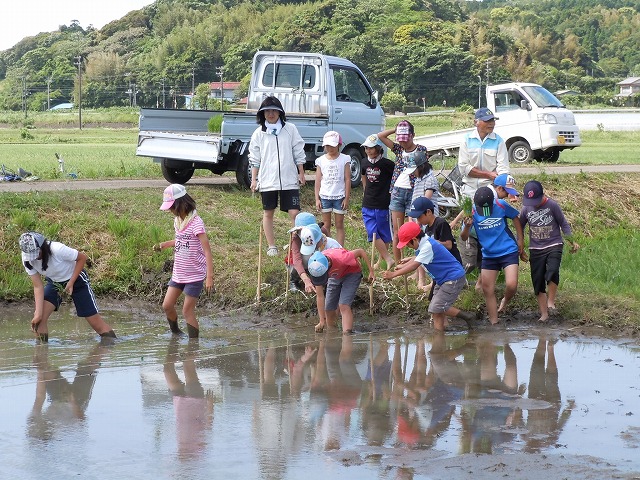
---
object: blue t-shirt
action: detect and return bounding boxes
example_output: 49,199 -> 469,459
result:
472,199 -> 520,258
415,237 -> 466,285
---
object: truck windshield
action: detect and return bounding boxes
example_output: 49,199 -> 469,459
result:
522,86 -> 565,108
331,66 -> 374,106
262,63 -> 317,90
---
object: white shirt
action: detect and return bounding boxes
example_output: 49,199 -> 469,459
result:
23,241 -> 78,282
315,153 -> 351,199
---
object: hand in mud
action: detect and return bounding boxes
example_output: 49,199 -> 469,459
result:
153,244 -> 162,252
31,317 -> 41,333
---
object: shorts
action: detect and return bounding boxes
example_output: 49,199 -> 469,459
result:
44,271 -> 99,317
168,279 -> 204,298
320,197 -> 346,214
428,276 -> 466,314
481,251 -> 519,271
362,207 -> 392,244
325,272 -> 362,311
529,245 -> 563,295
389,186 -> 413,214
261,189 -> 300,212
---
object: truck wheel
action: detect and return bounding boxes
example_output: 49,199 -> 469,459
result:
235,152 -> 251,189
160,159 -> 194,184
538,148 -> 560,163
508,141 -> 533,164
342,147 -> 363,188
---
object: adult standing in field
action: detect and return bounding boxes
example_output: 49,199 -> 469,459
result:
249,96 -> 307,257
378,120 -> 428,264
19,232 -> 116,343
360,133 -> 395,270
457,107 -> 510,290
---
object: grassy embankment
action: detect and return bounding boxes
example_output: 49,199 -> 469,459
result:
1,111 -> 639,330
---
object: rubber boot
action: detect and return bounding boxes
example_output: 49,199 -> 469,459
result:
100,330 -> 117,338
100,330 -> 117,345
187,324 -> 199,339
168,319 -> 183,335
456,310 -> 477,327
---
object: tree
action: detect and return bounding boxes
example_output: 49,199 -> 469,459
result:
194,82 -> 211,109
380,92 -> 406,113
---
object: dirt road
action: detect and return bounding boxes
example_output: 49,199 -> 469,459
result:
2,164 -> 640,193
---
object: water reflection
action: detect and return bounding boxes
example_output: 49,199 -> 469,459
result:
2,309 -> 639,478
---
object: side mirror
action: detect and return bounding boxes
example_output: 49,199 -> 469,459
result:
369,91 -> 378,108
520,99 -> 531,111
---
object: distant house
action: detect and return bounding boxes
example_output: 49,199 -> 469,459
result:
209,81 -> 241,102
617,77 -> 640,97
554,89 -> 580,97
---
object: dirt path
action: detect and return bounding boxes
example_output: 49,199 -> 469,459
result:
2,164 -> 640,193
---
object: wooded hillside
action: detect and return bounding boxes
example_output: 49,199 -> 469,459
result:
1,0 -> 639,111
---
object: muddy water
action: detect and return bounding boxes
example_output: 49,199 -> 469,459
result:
1,302 -> 640,480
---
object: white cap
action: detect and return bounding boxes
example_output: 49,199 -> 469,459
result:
322,131 -> 342,147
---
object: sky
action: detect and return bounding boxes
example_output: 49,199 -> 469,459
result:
1,1 -> 155,51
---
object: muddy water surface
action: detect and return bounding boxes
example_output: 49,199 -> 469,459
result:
1,302 -> 639,480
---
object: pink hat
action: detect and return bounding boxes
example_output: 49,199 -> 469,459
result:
160,184 -> 186,210
322,131 -> 342,147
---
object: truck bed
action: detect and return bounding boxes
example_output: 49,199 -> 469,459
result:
414,127 -> 474,155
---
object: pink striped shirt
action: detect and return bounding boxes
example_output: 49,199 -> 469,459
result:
172,214 -> 208,283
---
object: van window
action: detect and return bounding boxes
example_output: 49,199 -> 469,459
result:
332,66 -> 373,105
262,63 -> 317,89
494,91 -> 524,111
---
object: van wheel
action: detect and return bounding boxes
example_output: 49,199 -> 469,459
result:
342,147 -> 363,188
508,141 -> 533,163
235,152 -> 251,188
161,159 -> 194,184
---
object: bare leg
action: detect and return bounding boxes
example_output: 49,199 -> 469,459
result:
182,294 -> 199,338
374,239 -> 394,270
497,264 -> 519,314
33,300 -> 56,339
326,309 -> 339,331
314,286 -> 327,332
85,313 -> 114,336
391,210 -> 405,264
262,209 -> 276,248
537,292 -> 549,322
287,208 -> 299,226
431,312 -> 446,331
321,211 -> 333,239
162,286 -> 184,334
334,213 -> 345,247
481,269 -> 500,324
547,282 -> 558,309
338,304 -> 354,333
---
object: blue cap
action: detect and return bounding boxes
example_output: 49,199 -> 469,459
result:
475,107 -> 497,121
493,174 -> 518,196
408,197 -> 436,218
307,251 -> 329,286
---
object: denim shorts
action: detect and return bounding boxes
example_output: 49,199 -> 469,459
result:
320,197 -> 346,214
389,187 -> 413,214
168,279 -> 204,297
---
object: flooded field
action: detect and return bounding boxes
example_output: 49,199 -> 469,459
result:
1,301 -> 640,480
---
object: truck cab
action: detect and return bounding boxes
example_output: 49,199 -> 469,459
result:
488,82 -> 581,163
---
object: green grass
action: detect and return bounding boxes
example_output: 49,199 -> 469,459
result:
1,173 -> 639,329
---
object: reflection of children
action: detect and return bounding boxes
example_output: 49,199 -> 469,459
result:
308,248 -> 373,334
360,134 -> 395,270
461,186 -> 525,325
519,180 -> 580,322
154,184 -> 214,338
163,339 -> 214,460
315,131 -> 351,247
19,232 -> 116,342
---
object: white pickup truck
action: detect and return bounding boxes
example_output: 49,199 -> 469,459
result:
136,51 -> 385,187
415,82 -> 582,163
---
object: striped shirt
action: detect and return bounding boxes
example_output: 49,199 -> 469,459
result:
172,214 -> 208,283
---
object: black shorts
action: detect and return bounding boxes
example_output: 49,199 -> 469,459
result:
261,189 -> 301,212
529,245 -> 563,295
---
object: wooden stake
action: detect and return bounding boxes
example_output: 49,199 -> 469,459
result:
257,224 -> 263,303
369,334 -> 376,402
369,232 -> 376,315
285,232 -> 293,304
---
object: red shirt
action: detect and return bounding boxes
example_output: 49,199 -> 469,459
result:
325,249 -> 361,279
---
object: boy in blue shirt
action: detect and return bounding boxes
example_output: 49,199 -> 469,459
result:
382,222 -> 476,331
460,187 -> 526,325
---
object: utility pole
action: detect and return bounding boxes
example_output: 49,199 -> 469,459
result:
191,66 -> 195,109
22,77 -> 27,118
161,78 -> 166,108
477,75 -> 482,109
74,56 -> 82,130
47,76 -> 52,110
216,66 -> 224,111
